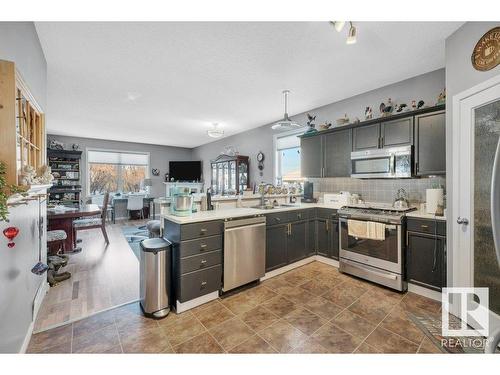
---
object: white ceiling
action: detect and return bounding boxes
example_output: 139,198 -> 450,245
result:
35,22 -> 462,148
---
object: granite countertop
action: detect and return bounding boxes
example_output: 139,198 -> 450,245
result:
162,202 -> 344,224
405,209 -> 447,221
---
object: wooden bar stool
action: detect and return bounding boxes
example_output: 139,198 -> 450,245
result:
47,230 -> 67,255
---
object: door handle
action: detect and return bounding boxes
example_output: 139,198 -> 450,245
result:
200,281 -> 207,288
456,217 -> 469,225
200,244 -> 207,250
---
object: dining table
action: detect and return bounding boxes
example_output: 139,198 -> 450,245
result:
47,204 -> 101,253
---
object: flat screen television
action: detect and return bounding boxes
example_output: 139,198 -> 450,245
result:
169,161 -> 202,182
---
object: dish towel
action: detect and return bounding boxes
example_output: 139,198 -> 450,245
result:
348,220 -> 386,240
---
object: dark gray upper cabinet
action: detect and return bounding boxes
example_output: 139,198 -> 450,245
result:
381,117 -> 413,148
415,111 -> 446,175
352,123 -> 380,151
300,135 -> 323,177
324,129 -> 352,177
265,224 -> 288,272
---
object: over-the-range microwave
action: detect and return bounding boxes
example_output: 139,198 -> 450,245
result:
350,145 -> 412,179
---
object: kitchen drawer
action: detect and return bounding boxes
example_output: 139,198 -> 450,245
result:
317,208 -> 337,219
266,211 -> 290,226
179,250 -> 221,274
180,220 -> 223,240
407,218 -> 446,236
288,209 -> 311,222
179,235 -> 222,257
178,265 -> 222,302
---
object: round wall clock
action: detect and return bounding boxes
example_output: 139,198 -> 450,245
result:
471,27 -> 500,72
257,151 -> 265,162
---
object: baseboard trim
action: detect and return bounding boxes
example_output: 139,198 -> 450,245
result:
261,257 -> 316,280
314,255 -> 340,268
176,291 -> 219,313
408,283 -> 442,302
21,281 -> 50,352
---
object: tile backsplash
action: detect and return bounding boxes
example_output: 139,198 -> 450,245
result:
308,176 -> 446,205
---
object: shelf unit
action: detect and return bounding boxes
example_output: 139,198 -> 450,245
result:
47,149 -> 83,207
0,60 -> 46,185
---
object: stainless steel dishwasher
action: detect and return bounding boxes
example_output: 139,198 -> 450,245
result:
223,215 -> 266,292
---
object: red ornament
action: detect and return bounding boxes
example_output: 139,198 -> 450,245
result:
3,226 -> 19,248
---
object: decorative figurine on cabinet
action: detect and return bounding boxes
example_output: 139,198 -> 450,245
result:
364,106 -> 373,120
437,89 -> 446,105
395,103 -> 407,112
304,113 -> 318,134
380,98 -> 394,117
417,100 -> 425,109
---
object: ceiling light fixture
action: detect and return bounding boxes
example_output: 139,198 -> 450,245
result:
331,21 -> 345,32
207,123 -> 224,138
272,90 -> 301,131
346,22 -> 357,45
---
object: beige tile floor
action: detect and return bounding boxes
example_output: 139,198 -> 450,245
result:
33,219 -> 143,332
28,261 -> 446,354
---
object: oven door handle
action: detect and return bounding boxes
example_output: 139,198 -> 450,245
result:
390,153 -> 395,175
341,259 -> 398,280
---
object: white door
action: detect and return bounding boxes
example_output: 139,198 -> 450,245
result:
452,75 -> 500,337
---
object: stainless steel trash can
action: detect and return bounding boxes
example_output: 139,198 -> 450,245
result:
140,238 -> 171,318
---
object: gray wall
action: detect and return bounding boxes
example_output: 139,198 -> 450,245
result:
0,22 -> 47,353
192,68 -> 445,187
445,22 -> 500,283
0,22 -> 47,110
46,134 -> 192,198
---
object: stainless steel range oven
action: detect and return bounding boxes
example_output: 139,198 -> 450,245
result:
338,205 -> 414,291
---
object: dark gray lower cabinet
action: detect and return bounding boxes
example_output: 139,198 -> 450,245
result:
330,219 -> 339,260
406,219 -> 446,291
315,218 -> 339,259
165,218 -> 223,304
265,223 -> 288,272
306,219 -> 316,256
288,221 -> 308,263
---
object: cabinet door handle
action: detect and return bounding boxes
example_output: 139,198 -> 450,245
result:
200,244 -> 207,250
326,220 -> 329,232
200,281 -> 207,288
200,259 -> 207,266
200,228 -> 207,234
420,224 -> 429,229
380,136 -> 384,148
275,217 -> 281,222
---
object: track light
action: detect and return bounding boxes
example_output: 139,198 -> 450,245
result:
346,22 -> 357,45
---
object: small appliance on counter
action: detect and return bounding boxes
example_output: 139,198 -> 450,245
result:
170,187 -> 194,216
301,181 -> 317,203
426,188 -> 444,215
323,192 -> 351,207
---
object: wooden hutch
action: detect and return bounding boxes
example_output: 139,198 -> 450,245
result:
210,154 -> 250,195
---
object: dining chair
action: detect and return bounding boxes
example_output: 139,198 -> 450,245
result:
73,192 -> 110,245
91,194 -> 114,223
127,194 -> 145,220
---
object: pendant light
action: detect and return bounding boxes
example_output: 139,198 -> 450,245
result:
346,22 -> 357,45
331,21 -> 345,32
271,90 -> 301,130
207,123 -> 224,138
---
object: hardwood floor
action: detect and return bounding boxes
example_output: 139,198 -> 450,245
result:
34,219 -> 145,332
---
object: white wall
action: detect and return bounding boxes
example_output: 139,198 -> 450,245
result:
0,22 -> 47,353
445,22 -> 500,283
192,68 -> 445,187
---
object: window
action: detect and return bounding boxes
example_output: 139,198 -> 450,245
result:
275,131 -> 302,184
87,150 -> 149,195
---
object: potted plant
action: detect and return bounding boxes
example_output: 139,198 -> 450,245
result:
0,161 -> 28,222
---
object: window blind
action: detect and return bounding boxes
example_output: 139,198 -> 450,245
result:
276,133 -> 300,150
87,150 -> 149,166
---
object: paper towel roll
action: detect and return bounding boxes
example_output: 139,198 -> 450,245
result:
426,188 -> 444,214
